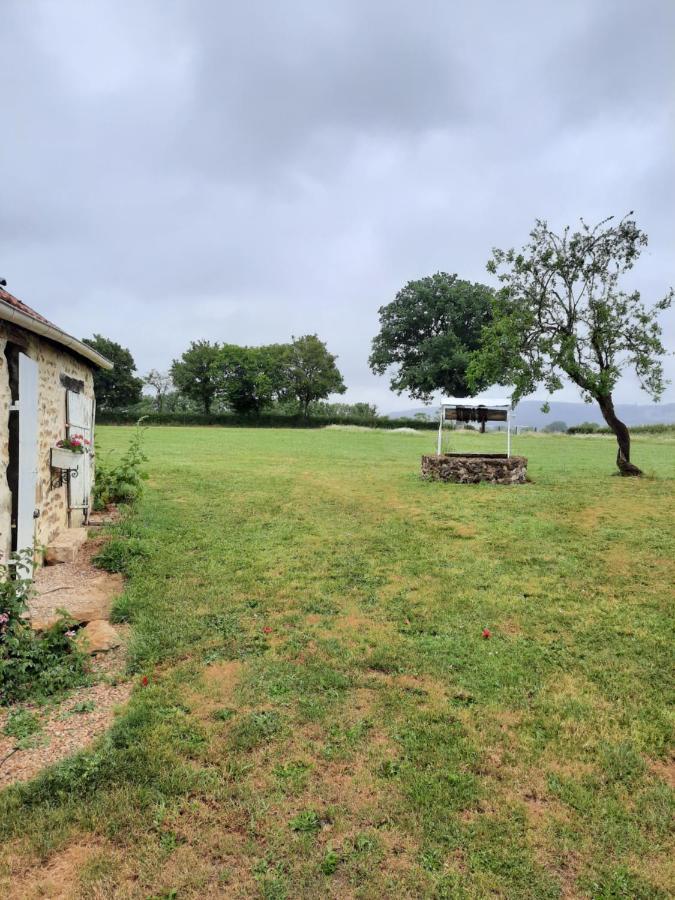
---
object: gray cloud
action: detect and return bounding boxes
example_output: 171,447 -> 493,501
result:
1,0 -> 673,409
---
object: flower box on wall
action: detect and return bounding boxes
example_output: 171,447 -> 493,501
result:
50,446 -> 83,490
50,447 -> 82,471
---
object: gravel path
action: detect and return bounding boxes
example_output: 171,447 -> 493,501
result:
0,677 -> 132,788
2,519 -> 132,789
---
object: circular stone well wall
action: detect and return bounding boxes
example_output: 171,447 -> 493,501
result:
421,453 -> 528,485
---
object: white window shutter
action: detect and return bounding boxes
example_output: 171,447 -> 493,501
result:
66,391 -> 94,517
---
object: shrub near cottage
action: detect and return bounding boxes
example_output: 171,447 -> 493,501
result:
93,418 -> 148,509
0,551 -> 87,705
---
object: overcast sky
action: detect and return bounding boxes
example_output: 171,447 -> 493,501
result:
1,0 -> 673,410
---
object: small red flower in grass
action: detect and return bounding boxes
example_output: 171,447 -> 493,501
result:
141,675 -> 149,686
482,628 -> 491,639
263,626 -> 273,634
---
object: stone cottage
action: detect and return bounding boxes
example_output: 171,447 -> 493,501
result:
0,286 -> 111,568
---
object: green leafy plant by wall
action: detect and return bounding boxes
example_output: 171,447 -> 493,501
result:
93,538 -> 149,576
0,551 -> 87,705
94,418 -> 149,509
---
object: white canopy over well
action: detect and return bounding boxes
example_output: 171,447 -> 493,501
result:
437,396 -> 513,457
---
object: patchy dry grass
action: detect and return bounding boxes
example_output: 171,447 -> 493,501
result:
0,427 -> 673,898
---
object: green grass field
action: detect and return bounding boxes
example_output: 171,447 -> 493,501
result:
1,427 -> 674,898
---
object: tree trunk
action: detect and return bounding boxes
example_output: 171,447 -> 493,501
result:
480,420 -> 486,434
597,394 -> 642,476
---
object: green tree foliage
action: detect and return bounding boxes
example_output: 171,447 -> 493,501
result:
469,214 -> 673,475
281,334 -> 346,417
169,335 -> 345,417
568,422 -> 600,434
161,390 -> 200,413
82,334 -> 143,410
218,344 -> 288,415
369,273 -> 494,401
542,420 -> 568,433
170,340 -> 221,414
308,401 -> 378,418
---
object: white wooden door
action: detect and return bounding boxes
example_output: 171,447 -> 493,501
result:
66,391 -> 94,518
17,353 -> 39,569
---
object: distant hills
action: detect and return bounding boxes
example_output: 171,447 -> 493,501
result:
386,401 -> 675,430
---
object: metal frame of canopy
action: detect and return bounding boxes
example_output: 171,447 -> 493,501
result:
437,396 -> 513,457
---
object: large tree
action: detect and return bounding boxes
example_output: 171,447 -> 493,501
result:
281,334 -> 346,417
468,214 -> 672,475
82,334 -> 143,409
369,273 -> 494,401
218,344 -> 287,415
171,340 -> 221,414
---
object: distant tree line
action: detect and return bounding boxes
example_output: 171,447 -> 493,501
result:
541,420 -> 568,433
84,333 -> 355,419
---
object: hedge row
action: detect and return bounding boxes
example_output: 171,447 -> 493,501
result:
96,411 -> 674,435
96,411 -> 440,431
567,422 -> 675,435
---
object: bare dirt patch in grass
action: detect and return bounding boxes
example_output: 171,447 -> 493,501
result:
363,669 -> 449,704
393,673 -> 449,708
203,659 -> 243,694
544,758 -> 598,782
603,542 -> 634,581
4,839 -> 109,899
647,754 -> 675,789
333,611 -> 393,647
452,522 -> 478,539
314,762 -> 382,820
575,505 -> 605,531
184,659 -> 243,722
492,708 -> 523,730
630,853 -> 675,899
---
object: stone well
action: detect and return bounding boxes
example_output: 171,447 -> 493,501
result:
421,453 -> 528,485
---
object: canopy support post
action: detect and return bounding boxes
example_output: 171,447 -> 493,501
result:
437,408 -> 443,455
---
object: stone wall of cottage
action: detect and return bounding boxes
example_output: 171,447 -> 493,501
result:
0,322 -> 95,563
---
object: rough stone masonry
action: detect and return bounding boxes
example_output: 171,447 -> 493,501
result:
0,321 -> 95,562
421,453 -> 528,485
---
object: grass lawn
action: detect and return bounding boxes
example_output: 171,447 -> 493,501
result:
1,426 -> 673,898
